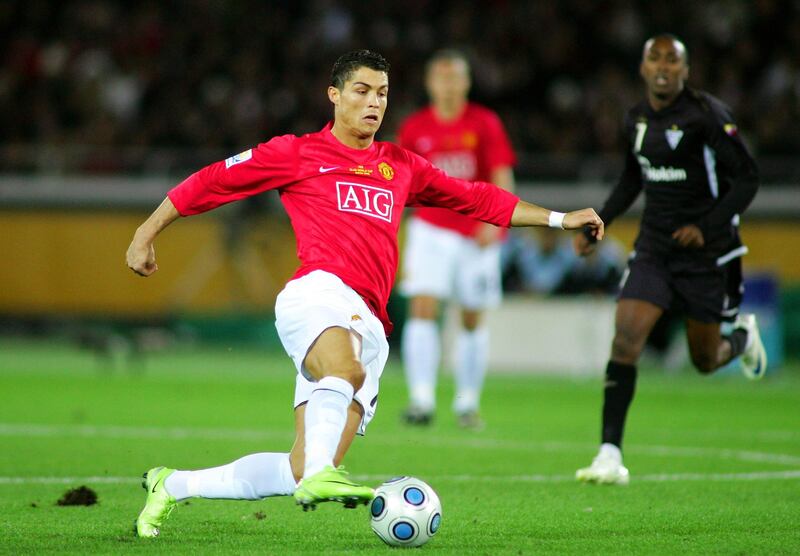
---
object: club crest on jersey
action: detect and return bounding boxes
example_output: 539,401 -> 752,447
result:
665,126 -> 683,150
378,162 -> 394,180
225,149 -> 252,168
462,131 -> 478,148
336,182 -> 394,223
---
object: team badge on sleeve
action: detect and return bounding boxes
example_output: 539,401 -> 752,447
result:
225,149 -> 253,168
723,123 -> 738,137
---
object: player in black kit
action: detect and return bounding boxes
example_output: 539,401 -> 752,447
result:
573,34 -> 767,485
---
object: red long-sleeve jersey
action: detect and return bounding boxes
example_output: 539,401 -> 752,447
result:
168,123 -> 519,333
398,103 -> 516,237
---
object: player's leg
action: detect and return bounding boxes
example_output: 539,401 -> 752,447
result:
274,271 -> 389,509
577,251 -> 669,485
136,448 -> 300,538
298,325 -> 365,474
289,400 -> 364,482
684,319 -> 738,373
453,308 -> 488,429
604,298 -> 664,443
576,298 -> 663,485
292,326 -> 380,509
680,257 -> 766,378
726,256 -> 766,379
168,452 -> 297,501
136,273 -> 382,536
402,294 -> 441,423
400,218 -> 459,424
290,398 -> 374,510
451,240 -> 501,430
135,398 -> 361,537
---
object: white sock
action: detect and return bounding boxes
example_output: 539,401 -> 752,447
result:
453,327 -> 489,414
599,442 -> 623,463
303,376 -> 354,478
164,452 -> 296,501
402,318 -> 440,411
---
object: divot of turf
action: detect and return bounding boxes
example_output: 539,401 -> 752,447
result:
56,485 -> 98,506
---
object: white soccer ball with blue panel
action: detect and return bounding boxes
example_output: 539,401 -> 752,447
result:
369,476 -> 442,547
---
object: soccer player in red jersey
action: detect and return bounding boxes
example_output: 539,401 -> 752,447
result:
398,50 -> 516,430
127,49 -> 603,538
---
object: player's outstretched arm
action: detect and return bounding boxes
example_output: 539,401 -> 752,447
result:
510,201 -> 604,240
126,197 -> 181,277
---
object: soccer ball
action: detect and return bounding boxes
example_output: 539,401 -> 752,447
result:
369,476 -> 442,547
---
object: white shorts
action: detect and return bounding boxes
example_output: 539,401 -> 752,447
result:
275,270 -> 389,435
400,217 -> 502,309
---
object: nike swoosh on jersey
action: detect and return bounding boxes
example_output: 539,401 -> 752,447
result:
319,166 -> 339,173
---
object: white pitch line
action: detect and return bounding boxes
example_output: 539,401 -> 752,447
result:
359,470 -> 800,483
0,476 -> 141,485
2,422 -> 800,466
1,470 -> 799,486
0,423 -> 291,442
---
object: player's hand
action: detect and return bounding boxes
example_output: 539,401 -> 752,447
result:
573,231 -> 597,257
563,209 -> 604,241
475,223 -> 501,248
672,224 -> 704,248
126,236 -> 158,277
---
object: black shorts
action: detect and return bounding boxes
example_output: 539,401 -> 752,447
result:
618,247 -> 743,323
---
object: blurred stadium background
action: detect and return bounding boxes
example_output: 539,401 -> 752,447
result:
1,0 -> 798,371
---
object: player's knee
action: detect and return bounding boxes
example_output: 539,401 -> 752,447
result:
337,359 -> 367,391
410,296 -> 439,320
461,311 -> 482,330
610,333 -> 642,364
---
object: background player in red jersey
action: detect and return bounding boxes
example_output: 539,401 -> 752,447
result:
398,50 -> 516,430
573,35 -> 765,486
126,49 -> 603,538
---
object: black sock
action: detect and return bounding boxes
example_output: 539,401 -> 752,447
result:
725,328 -> 748,359
601,361 -> 637,448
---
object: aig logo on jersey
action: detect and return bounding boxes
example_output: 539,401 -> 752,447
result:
336,182 -> 394,223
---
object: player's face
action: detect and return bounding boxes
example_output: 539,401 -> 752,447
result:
426,59 -> 470,107
328,67 -> 389,139
640,37 -> 689,101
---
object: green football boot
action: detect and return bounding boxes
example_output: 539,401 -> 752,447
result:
135,466 -> 177,538
293,465 -> 374,511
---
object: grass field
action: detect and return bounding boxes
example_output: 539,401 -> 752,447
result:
1,339 -> 799,554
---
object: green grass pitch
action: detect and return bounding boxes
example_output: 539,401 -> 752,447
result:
1,339 -> 799,554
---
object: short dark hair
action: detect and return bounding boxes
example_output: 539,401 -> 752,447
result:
331,50 -> 390,89
643,33 -> 689,65
425,48 -> 471,75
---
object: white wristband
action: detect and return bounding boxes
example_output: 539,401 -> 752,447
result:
548,211 -> 566,229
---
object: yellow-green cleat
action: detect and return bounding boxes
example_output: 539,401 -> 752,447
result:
135,466 -> 177,538
293,465 -> 374,511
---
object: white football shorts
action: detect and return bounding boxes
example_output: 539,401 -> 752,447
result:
275,270 -> 389,435
400,217 -> 502,309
